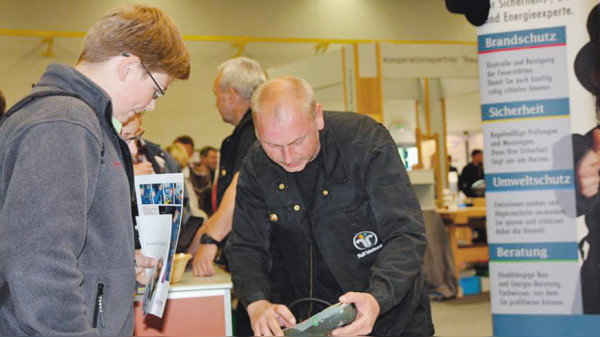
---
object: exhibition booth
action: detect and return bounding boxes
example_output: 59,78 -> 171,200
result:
1,0 -> 599,336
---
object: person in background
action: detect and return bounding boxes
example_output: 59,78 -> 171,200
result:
226,76 -> 433,336
121,114 -> 181,175
121,114 -> 187,249
187,56 -> 266,336
458,149 -> 484,197
166,142 -> 209,252
193,146 -> 219,215
0,4 -> 190,335
173,135 -> 213,212
188,57 -> 266,275
174,134 -> 195,158
166,142 -> 208,218
0,90 -> 6,117
572,3 -> 600,314
200,145 -> 219,181
448,155 -> 458,173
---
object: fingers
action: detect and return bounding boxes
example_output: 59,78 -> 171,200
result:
275,304 -> 296,327
192,245 -> 218,277
249,302 -> 291,336
204,262 -> 215,276
192,255 -> 215,276
332,317 -> 369,336
136,255 -> 156,269
332,292 -> 379,336
253,312 -> 283,336
192,252 -> 206,277
338,292 -> 356,304
267,312 -> 284,336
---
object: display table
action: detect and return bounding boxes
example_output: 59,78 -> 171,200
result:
437,206 -> 488,288
134,267 -> 233,336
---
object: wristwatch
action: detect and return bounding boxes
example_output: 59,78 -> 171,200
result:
200,233 -> 220,245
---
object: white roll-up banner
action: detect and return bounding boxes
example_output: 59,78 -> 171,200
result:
478,0 -> 600,335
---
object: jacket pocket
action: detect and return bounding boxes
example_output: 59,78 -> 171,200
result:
81,267 -> 135,335
92,283 -> 105,330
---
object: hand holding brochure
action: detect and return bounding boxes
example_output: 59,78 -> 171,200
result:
134,173 -> 184,318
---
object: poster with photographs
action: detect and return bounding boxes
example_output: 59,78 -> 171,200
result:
134,173 -> 184,318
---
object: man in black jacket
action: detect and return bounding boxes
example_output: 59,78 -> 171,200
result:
189,57 -> 266,276
459,149 -> 484,197
226,76 -> 433,336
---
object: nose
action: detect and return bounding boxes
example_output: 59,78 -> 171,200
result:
281,146 -> 294,165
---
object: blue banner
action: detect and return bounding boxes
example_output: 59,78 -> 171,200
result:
479,27 -> 566,54
489,242 -> 578,261
493,314 -> 600,336
482,98 -> 569,121
486,170 -> 575,192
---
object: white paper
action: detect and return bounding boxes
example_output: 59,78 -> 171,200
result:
134,173 -> 184,318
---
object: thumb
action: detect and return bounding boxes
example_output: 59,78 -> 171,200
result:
593,129 -> 600,155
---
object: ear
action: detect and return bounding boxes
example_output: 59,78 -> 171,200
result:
315,103 -> 325,130
226,87 -> 237,104
118,54 -> 141,82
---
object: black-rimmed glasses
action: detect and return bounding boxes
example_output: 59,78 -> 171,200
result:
122,53 -> 165,100
123,128 -> 145,144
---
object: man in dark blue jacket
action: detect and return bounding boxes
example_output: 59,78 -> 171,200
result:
226,76 -> 433,336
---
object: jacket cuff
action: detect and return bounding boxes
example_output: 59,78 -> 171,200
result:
241,292 -> 269,308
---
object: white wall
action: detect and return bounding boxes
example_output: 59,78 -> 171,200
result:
0,0 -> 477,148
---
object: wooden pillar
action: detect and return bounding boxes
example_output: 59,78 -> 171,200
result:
353,43 -> 383,122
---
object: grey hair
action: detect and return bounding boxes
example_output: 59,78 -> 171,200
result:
217,57 -> 266,102
251,76 -> 317,122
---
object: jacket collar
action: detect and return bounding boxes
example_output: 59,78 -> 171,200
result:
35,63 -> 113,128
319,119 -> 348,183
231,108 -> 253,138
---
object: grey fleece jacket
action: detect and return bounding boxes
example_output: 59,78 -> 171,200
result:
0,63 -> 136,335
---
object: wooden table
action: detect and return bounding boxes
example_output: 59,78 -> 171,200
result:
134,267 -> 233,336
437,206 -> 489,289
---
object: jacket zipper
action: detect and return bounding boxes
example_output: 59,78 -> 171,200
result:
308,246 -> 314,317
92,283 -> 105,329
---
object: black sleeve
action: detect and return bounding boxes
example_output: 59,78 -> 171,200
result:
225,162 -> 272,307
364,143 -> 427,314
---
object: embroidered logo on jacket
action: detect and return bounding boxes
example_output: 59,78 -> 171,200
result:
353,231 -> 378,250
354,231 -> 383,259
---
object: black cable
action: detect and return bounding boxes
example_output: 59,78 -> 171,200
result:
288,297 -> 332,312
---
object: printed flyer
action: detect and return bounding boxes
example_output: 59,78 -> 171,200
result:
134,173 -> 184,318
478,0 -> 600,335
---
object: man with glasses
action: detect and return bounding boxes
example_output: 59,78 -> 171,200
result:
0,5 -> 190,335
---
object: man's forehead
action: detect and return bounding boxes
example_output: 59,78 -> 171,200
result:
258,98 -> 309,122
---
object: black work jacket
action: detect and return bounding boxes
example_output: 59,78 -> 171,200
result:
216,109 -> 256,207
227,111 -> 433,335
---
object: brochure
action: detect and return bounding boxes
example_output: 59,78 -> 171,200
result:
134,173 -> 184,318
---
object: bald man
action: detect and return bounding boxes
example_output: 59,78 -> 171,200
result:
226,76 -> 433,336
